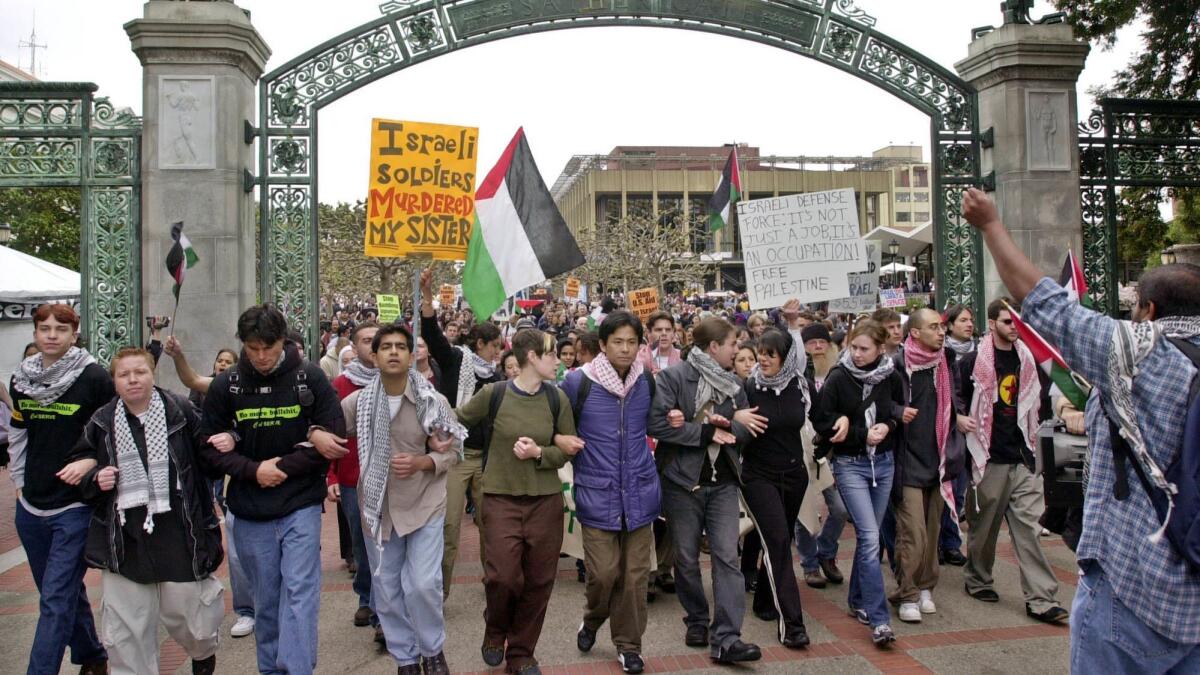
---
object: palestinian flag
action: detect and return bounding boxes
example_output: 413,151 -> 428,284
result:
707,147 -> 742,233
165,221 -> 198,300
1060,249 -> 1091,308
1004,301 -> 1091,411
462,128 -> 585,320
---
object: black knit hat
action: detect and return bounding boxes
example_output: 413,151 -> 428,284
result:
801,324 -> 832,344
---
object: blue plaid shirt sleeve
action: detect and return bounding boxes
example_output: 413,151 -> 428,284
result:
1021,277 -> 1115,392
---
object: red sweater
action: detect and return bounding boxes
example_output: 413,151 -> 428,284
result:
327,375 -> 363,487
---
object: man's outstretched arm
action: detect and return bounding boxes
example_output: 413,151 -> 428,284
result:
961,188 -> 1043,303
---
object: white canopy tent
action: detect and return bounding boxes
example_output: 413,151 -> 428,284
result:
880,261 -> 918,274
0,246 -> 81,384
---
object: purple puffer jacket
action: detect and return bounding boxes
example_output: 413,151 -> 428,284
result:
561,369 -> 661,532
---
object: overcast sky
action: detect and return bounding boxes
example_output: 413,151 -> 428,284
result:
1,0 -> 1141,204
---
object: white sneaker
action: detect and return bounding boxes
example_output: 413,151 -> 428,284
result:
231,615 -> 255,638
919,590 -> 937,614
898,602 -> 922,623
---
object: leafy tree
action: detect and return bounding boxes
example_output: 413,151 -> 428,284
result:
317,200 -> 457,314
1054,1 -> 1200,265
1054,0 -> 1200,99
0,187 -> 81,270
567,212 -> 717,299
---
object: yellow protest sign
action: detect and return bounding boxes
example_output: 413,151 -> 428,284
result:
439,284 -> 455,307
628,287 -> 660,323
565,277 -> 581,299
365,119 -> 479,259
375,294 -> 400,323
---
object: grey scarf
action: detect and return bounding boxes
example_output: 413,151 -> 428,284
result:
13,346 -> 95,405
341,358 -> 377,388
751,328 -> 810,407
455,345 -> 494,407
946,336 -> 976,357
356,369 -> 467,551
1105,315 -> 1200,543
837,350 -> 896,482
114,390 -> 171,533
688,351 -> 743,418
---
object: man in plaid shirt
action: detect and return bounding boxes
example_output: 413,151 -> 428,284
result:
963,188 -> 1200,673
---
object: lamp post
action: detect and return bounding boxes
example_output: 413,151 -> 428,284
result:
888,238 -> 900,289
0,223 -> 12,246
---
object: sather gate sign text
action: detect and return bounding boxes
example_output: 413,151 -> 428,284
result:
256,0 -> 983,347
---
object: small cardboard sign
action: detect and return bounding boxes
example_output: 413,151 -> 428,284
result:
879,288 -> 907,308
628,287 -> 660,322
375,294 -> 401,322
439,284 -> 455,307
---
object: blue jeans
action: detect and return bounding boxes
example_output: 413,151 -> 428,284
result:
338,486 -> 374,616
1070,561 -> 1200,674
223,510 -> 255,619
365,516 -> 446,666
793,485 -> 848,573
233,504 -> 323,675
661,480 -> 745,655
938,468 -> 968,553
832,452 -> 895,628
15,502 -> 106,675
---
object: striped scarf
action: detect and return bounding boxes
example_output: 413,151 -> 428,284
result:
114,390 -> 172,533
455,346 -> 494,407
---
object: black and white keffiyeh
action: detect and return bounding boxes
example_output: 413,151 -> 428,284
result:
356,369 -> 467,549
341,358 -> 377,387
13,346 -> 95,405
1106,316 -> 1200,542
837,350 -> 896,480
455,345 -> 494,407
115,390 -> 172,533
750,328 -> 810,407
946,336 -> 977,357
688,350 -> 743,416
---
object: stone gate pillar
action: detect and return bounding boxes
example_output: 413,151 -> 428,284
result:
126,1 -> 269,384
955,21 -> 1089,304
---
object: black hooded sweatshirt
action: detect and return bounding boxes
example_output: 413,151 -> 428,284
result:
199,342 -> 345,521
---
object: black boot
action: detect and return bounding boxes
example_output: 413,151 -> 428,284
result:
192,655 -> 216,675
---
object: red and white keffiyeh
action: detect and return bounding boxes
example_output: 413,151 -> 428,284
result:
966,335 -> 1041,484
583,352 -> 645,399
903,336 -> 956,517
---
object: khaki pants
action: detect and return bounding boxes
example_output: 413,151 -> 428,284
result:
964,462 -> 1061,613
443,448 -> 485,597
100,572 -> 223,675
891,485 -> 944,604
582,524 -> 653,652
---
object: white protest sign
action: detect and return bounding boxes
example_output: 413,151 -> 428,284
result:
737,188 -> 868,309
829,243 -> 882,314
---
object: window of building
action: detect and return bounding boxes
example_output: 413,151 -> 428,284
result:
896,192 -> 912,203
596,195 -> 621,226
914,167 -> 929,188
897,170 -> 911,187
915,212 -> 930,222
896,212 -> 912,223
914,191 -> 930,202
626,194 -> 652,220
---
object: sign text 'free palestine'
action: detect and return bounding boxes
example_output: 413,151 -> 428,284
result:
737,187 -> 868,309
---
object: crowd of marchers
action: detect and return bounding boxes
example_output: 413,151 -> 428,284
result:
7,188 -> 1200,675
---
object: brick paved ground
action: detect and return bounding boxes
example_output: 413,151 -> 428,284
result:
0,472 -> 1077,674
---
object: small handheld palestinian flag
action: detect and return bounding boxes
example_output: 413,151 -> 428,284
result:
1003,300 -> 1090,411
165,221 -> 198,300
462,128 -> 585,320
707,147 -> 742,233
1060,249 -> 1091,308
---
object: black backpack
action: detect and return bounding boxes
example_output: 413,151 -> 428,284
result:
1109,337 -> 1200,570
480,382 -> 560,469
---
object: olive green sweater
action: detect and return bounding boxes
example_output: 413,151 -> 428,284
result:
455,381 -> 575,496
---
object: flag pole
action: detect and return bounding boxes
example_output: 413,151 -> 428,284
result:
169,294 -> 180,339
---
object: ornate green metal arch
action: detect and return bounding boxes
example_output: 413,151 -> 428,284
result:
258,0 -> 982,345
0,82 -> 142,365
